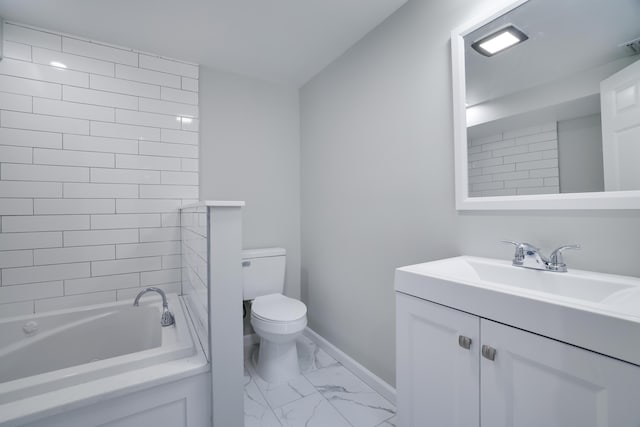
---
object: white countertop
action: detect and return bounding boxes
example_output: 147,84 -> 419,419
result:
395,256 -> 640,367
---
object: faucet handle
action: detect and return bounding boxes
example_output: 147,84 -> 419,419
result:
549,244 -> 581,272
500,240 -> 525,264
501,241 -> 539,251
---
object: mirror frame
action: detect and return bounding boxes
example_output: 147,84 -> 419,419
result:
451,0 -> 640,210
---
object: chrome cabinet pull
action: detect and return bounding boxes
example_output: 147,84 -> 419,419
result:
458,335 -> 472,350
481,345 -> 496,361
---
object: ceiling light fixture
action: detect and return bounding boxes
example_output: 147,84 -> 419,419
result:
50,61 -> 67,68
471,25 -> 528,57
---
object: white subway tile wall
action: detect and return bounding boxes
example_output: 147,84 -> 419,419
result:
468,122 -> 560,197
180,206 -> 209,358
0,22 -> 199,317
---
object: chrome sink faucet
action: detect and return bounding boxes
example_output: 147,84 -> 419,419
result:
133,287 -> 175,327
502,241 -> 580,272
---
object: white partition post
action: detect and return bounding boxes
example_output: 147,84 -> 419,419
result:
207,202 -> 244,426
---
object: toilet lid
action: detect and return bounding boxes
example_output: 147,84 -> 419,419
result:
252,294 -> 307,322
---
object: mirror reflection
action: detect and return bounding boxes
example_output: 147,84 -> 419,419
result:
465,0 -> 640,198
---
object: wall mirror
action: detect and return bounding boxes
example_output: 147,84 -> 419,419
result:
451,0 -> 640,209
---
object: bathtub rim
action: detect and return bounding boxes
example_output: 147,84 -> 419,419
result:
0,296 -> 208,426
0,294 -> 192,403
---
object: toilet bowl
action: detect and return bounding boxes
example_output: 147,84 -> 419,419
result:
250,293 -> 307,382
242,248 -> 308,383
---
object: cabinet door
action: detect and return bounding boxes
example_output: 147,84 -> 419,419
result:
396,293 -> 480,427
481,319 -> 640,427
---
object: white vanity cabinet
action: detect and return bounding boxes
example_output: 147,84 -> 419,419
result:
396,292 -> 640,427
396,292 -> 480,427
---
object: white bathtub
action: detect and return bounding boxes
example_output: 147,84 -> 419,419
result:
0,294 -> 210,427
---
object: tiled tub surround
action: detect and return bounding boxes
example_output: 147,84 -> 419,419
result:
245,336 -> 397,427
180,205 -> 208,357
468,122 -> 560,197
0,22 -> 199,316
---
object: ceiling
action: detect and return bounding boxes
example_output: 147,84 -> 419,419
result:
465,0 -> 640,105
0,0 -> 406,87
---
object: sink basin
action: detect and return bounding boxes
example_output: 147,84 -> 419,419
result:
407,256 -> 638,308
395,256 -> 640,366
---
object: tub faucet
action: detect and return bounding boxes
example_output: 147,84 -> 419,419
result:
502,241 -> 580,272
133,287 -> 175,327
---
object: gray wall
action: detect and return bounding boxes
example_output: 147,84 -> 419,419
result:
558,113 -> 604,193
300,0 -> 640,386
199,68 -> 301,300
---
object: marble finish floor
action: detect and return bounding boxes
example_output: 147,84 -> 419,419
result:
244,336 -> 396,427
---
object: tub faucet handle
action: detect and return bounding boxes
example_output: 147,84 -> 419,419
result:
161,306 -> 175,327
133,287 -> 175,327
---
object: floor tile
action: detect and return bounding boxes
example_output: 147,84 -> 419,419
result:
304,365 -> 396,427
274,393 -> 351,427
328,392 -> 396,427
247,353 -> 317,409
245,379 -> 283,427
244,336 -> 395,427
298,336 -> 340,373
377,415 -> 397,426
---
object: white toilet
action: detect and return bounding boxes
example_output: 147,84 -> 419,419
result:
242,247 -> 307,383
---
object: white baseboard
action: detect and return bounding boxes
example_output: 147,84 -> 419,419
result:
303,327 -> 396,405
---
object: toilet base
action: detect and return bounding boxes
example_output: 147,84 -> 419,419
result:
253,337 -> 300,383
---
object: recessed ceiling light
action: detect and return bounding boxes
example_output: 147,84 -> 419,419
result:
50,61 -> 67,69
471,25 -> 528,57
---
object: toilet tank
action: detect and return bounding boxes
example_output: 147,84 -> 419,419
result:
242,247 -> 286,300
